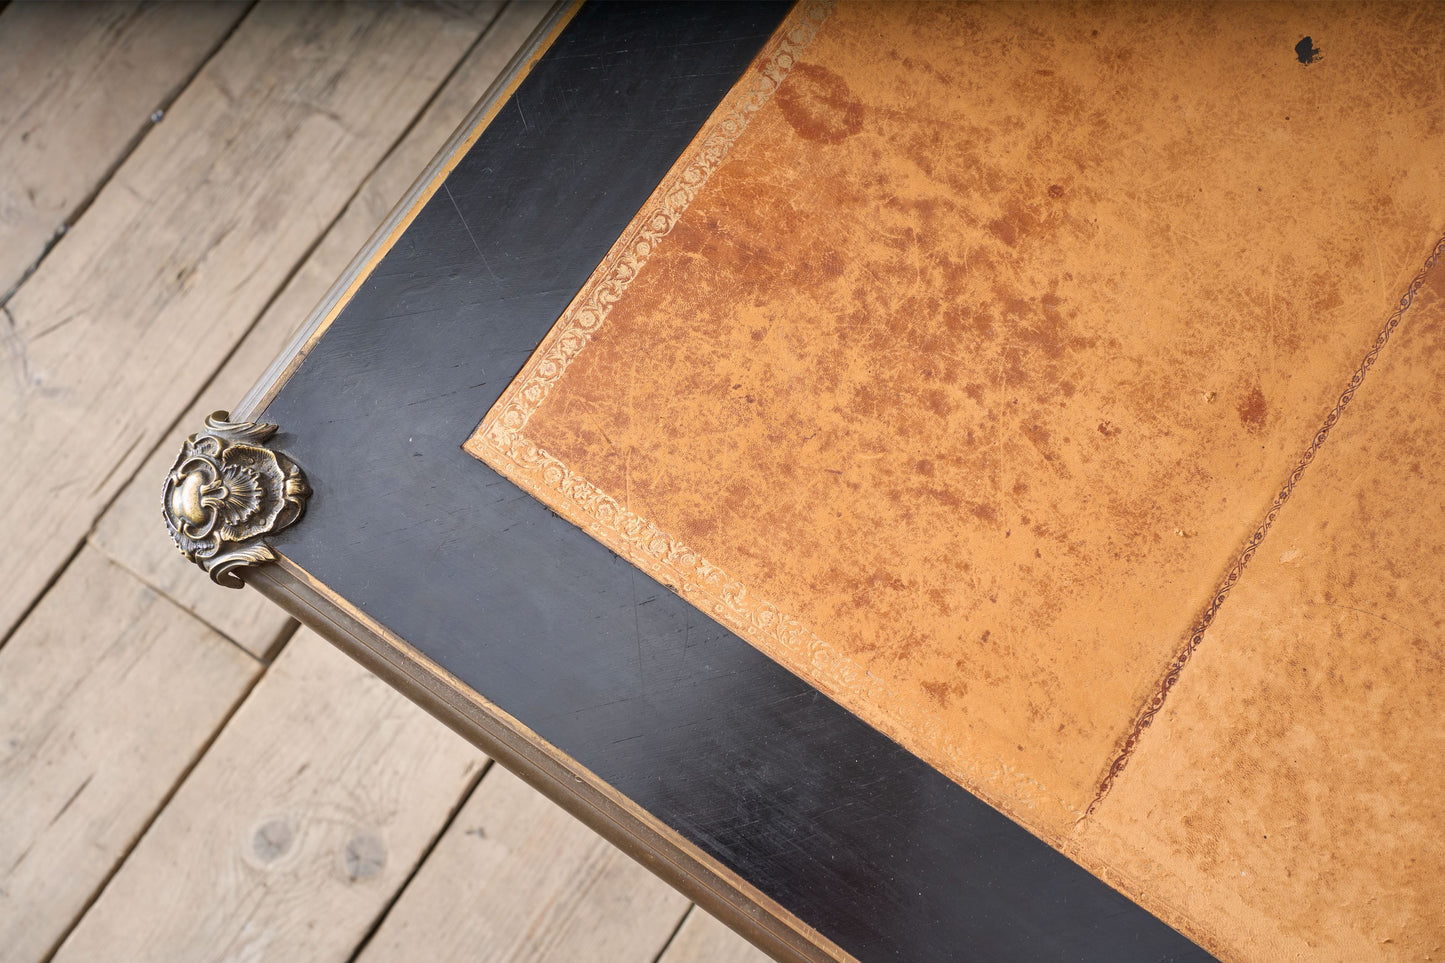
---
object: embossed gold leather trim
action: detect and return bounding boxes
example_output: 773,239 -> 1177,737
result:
481,1 -> 833,444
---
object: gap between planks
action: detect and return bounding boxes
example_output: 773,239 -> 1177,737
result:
0,1 -> 251,305
0,549 -> 262,963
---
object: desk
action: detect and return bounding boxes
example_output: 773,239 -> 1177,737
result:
165,3 -> 1445,960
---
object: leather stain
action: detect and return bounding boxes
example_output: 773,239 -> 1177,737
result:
774,62 -> 864,144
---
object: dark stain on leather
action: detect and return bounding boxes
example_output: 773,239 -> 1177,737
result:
1238,385 -> 1269,432
925,487 -> 963,509
986,199 -> 1041,248
921,680 -> 952,707
775,62 -> 864,144
1295,35 -> 1321,65
987,216 -> 1020,246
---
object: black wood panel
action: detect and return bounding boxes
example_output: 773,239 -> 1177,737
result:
261,3 -> 1213,960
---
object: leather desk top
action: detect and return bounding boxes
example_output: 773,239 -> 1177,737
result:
227,3 -> 1445,961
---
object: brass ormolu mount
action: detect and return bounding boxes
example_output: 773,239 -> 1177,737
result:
162,412 -> 310,588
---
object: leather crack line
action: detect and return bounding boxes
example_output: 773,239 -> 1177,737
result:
1080,229 -> 1445,823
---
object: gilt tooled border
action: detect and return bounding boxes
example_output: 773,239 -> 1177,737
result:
1084,229 -> 1445,818
482,1 -> 832,444
469,0 -> 1085,825
480,427 -> 1085,824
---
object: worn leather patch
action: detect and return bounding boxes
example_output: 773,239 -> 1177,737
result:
468,2 -> 1445,955
1079,252 -> 1445,960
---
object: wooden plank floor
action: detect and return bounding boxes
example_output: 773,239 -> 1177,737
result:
0,4 -> 772,961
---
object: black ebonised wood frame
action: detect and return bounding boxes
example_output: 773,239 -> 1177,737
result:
235,4 -> 1214,960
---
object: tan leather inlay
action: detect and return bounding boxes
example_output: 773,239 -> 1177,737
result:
468,3 -> 1445,954
1079,248 -> 1445,960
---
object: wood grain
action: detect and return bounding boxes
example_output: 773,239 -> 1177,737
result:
356,764 -> 690,963
0,1 -> 490,643
52,628 -> 484,963
89,0 -> 538,658
661,908 -> 776,963
0,1 -> 245,300
0,549 -> 257,963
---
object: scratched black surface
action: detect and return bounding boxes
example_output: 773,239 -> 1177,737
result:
260,3 -> 1213,960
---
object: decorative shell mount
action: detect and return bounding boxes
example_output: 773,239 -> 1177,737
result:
162,412 -> 310,588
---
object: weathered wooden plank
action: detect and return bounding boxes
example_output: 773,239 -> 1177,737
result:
0,1 -> 246,300
0,548 -> 258,963
0,1 -> 492,642
661,907 -> 777,963
52,628 -> 485,963
356,765 -> 690,963
89,0 -> 541,659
